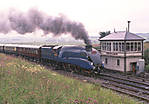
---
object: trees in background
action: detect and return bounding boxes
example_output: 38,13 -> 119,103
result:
144,48 -> 149,65
99,31 -> 111,39
144,48 -> 149,71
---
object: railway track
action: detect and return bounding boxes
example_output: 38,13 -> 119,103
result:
21,57 -> 149,103
41,60 -> 149,102
99,73 -> 149,102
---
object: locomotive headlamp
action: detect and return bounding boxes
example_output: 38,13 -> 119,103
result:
91,62 -> 94,65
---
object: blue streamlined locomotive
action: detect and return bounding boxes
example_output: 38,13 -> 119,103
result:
0,44 -> 103,74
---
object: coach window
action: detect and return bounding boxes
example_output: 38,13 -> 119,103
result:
30,49 -> 32,53
34,50 -> 36,54
32,49 -> 34,54
31,50 -> 33,54
117,59 -> 120,66
106,43 -> 107,51
35,50 -> 37,54
105,58 -> 108,64
33,50 -> 35,54
27,48 -> 29,53
33,49 -> 36,54
33,49 -> 35,54
36,50 -> 38,54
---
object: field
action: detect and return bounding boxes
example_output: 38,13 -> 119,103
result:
144,42 -> 149,51
0,54 -> 141,104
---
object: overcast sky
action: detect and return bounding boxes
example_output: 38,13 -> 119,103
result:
0,0 -> 149,36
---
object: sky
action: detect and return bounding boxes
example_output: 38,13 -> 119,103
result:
0,0 -> 149,36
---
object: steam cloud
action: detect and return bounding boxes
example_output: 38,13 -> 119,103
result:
0,9 -> 91,45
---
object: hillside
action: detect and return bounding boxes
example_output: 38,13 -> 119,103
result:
0,54 -> 140,104
0,35 -> 99,45
144,42 -> 149,50
136,33 -> 149,42
0,33 -> 148,45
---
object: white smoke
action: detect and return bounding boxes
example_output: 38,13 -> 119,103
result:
0,8 -> 91,45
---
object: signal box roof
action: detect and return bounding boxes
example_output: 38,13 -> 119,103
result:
100,31 -> 145,41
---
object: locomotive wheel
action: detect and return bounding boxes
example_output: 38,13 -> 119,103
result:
65,64 -> 72,72
40,58 -> 98,78
70,64 -> 77,73
79,68 -> 89,76
90,70 -> 96,78
73,65 -> 78,73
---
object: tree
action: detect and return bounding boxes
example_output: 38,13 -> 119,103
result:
99,31 -> 111,39
144,48 -> 149,65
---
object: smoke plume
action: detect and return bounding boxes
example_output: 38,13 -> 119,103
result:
0,9 -> 91,45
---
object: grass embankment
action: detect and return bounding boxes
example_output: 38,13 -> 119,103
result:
0,54 -> 141,104
144,42 -> 149,71
144,42 -> 149,51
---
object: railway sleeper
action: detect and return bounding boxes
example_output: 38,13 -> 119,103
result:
100,76 -> 149,90
100,73 -> 149,86
103,81 -> 149,95
101,83 -> 149,102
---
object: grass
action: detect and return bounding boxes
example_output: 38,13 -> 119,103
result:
0,53 -> 142,104
144,42 -> 149,71
145,64 -> 149,72
144,42 -> 149,51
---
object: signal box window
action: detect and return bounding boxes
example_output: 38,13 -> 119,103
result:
117,59 -> 120,66
126,43 -> 130,51
105,58 -> 108,64
138,42 -> 141,51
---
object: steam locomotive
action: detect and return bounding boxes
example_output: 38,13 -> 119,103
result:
0,44 -> 103,75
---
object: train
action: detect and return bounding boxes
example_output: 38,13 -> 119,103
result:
0,44 -> 103,75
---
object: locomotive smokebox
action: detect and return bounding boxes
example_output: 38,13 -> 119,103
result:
85,45 -> 92,52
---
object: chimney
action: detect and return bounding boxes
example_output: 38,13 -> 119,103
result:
114,28 -> 116,33
126,27 -> 127,32
127,21 -> 131,32
85,45 -> 92,51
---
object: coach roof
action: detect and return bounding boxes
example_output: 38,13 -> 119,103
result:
17,45 -> 41,49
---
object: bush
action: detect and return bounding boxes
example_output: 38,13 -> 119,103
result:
144,48 -> 149,65
145,64 -> 149,72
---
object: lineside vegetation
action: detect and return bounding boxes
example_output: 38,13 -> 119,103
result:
0,54 -> 141,104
